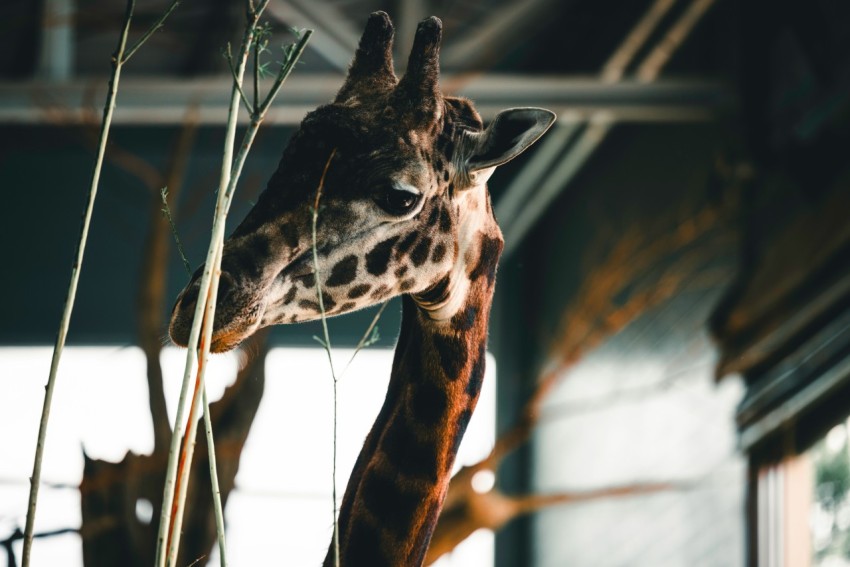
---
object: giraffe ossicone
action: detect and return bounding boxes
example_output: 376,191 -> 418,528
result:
169,11 -> 554,566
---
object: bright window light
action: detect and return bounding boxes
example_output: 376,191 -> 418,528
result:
1,345 -> 496,566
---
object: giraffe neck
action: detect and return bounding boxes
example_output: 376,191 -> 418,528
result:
324,257 -> 497,567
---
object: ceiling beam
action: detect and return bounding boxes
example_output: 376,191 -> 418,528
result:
494,117 -> 581,226
0,76 -> 727,125
497,0 -> 720,258
501,114 -> 613,257
442,0 -> 559,70
266,0 -> 359,71
396,0 -> 429,67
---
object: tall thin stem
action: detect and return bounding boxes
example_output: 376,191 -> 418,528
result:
122,0 -> 181,63
311,149 -> 340,567
22,1 -> 149,564
340,301 -> 389,378
154,7 -> 258,565
167,251 -> 222,567
155,3 -> 311,565
203,386 -> 228,566
255,31 -> 312,116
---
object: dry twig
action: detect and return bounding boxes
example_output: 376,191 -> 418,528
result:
22,1 -> 180,564
155,4 -> 312,565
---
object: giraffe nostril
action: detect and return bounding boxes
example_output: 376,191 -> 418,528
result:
217,272 -> 236,303
180,284 -> 200,311
177,271 -> 237,315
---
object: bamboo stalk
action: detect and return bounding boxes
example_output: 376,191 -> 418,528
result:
22,0 -> 179,563
155,5 -> 312,565
340,301 -> 389,377
166,26 -> 311,557
154,27 -> 254,567
154,6 -> 258,564
203,386 -> 229,566
167,253 -> 222,567
311,149 -> 341,567
122,0 -> 181,63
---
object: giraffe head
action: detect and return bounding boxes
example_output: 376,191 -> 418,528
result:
169,12 -> 554,352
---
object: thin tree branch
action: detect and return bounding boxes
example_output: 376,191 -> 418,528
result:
341,301 -> 389,377
202,377 -> 228,566
156,5 -> 312,565
311,149 -> 341,567
256,30 -> 313,116
484,205 -> 726,470
161,187 -> 192,277
253,35 -> 260,112
155,6 -> 260,563
139,112 -> 199,453
22,2 -> 137,564
122,0 -> 181,63
167,276 -> 219,567
426,481 -> 680,565
224,43 -> 254,115
511,482 -> 679,514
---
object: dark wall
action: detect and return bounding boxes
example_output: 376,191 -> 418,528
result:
0,123 -> 400,348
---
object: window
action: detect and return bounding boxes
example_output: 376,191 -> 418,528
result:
756,420 -> 850,567
2,346 -> 497,566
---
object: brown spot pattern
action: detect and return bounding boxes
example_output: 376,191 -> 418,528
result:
348,283 -> 372,298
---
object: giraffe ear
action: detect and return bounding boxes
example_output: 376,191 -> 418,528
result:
463,108 -> 556,172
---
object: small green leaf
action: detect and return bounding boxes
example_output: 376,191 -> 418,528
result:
366,326 -> 381,346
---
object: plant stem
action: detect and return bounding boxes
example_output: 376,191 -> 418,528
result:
253,36 -> 260,111
167,250 -> 222,567
160,186 -> 192,276
22,2 -> 137,565
340,301 -> 389,377
122,0 -> 181,63
154,7 -> 258,566
155,3 -> 311,565
225,44 -> 254,115
311,149 -> 340,567
256,30 -> 312,116
203,386 -> 228,566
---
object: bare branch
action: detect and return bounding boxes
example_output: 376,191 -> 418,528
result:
430,202 -> 733,559
486,204 -> 727,469
156,5 -> 312,565
224,43 -> 255,115
138,111 -> 199,452
122,0 -> 181,63
311,148 -> 341,567
23,2 -> 137,563
426,481 -> 679,564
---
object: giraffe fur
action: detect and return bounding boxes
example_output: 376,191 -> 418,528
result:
169,11 -> 554,565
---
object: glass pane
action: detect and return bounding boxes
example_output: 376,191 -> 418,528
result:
1,345 -> 496,566
810,421 -> 850,566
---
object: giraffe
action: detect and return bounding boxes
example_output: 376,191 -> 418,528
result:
169,12 -> 554,566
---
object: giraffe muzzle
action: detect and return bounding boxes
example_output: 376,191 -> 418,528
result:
169,269 -> 264,353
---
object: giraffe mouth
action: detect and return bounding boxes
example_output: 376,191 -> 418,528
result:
210,301 -> 264,352
279,248 -> 314,281
169,282 -> 265,353
208,322 -> 259,353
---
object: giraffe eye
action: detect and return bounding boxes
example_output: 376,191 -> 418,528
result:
375,183 -> 422,216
